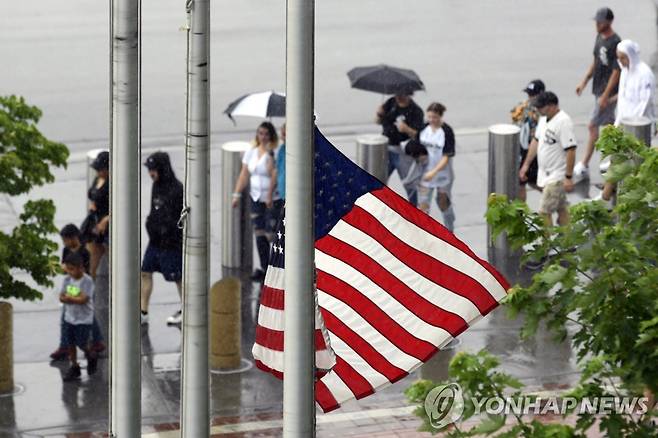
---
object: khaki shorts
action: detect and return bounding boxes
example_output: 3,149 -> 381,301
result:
539,181 -> 568,215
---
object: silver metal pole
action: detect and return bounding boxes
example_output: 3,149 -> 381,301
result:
181,0 -> 210,435
109,0 -> 141,434
486,124 -> 520,281
284,0 -> 316,436
356,134 -> 389,182
621,116 -> 652,146
221,141 -> 251,269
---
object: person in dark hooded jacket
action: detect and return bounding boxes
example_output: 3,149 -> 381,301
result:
140,152 -> 184,325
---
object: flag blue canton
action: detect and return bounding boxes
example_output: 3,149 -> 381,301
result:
313,130 -> 383,240
269,129 -> 383,269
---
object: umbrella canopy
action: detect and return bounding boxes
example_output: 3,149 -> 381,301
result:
224,90 -> 286,121
347,64 -> 425,95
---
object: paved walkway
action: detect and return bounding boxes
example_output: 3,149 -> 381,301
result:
1,124 -> 610,436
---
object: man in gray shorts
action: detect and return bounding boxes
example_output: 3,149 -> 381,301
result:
574,7 -> 621,182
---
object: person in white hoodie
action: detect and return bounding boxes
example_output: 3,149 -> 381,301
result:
597,39 -> 655,204
614,39 -> 655,127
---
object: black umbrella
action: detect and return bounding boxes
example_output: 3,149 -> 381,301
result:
224,90 -> 286,122
347,64 -> 425,95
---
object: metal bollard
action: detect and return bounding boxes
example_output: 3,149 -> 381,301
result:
86,149 -> 108,212
221,141 -> 253,269
621,116 -> 652,146
0,302 -> 13,394
487,124 -> 521,281
209,278 -> 241,370
356,134 -> 389,182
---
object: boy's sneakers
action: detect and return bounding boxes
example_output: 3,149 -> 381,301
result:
141,311 -> 149,325
86,353 -> 98,375
166,310 -> 182,325
49,347 -> 68,362
572,162 -> 589,184
63,364 -> 81,382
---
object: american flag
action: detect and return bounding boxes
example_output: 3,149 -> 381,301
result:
253,128 -> 509,412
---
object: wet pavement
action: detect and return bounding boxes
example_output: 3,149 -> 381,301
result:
2,0 -> 658,435
0,125 -> 603,436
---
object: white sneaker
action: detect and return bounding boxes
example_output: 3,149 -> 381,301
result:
572,162 -> 589,184
599,157 -> 611,175
140,312 -> 149,325
166,310 -> 182,325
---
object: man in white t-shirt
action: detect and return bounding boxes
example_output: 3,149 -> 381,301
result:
520,91 -> 577,226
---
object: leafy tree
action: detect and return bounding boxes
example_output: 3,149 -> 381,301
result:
0,95 -> 69,301
407,126 -> 658,436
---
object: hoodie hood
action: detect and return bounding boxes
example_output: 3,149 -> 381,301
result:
617,39 -> 641,71
144,152 -> 178,185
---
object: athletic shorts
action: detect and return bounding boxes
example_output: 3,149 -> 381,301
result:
141,243 -> 182,282
590,96 -> 616,127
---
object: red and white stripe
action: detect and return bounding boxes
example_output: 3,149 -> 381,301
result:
253,265 -> 336,378
313,187 -> 508,412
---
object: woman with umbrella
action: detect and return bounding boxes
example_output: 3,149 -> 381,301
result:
231,121 -> 281,281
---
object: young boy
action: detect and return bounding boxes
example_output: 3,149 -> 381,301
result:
50,224 -> 105,360
59,252 -> 98,381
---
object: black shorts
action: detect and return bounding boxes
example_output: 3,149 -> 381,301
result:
62,321 -> 91,350
520,148 -> 538,186
141,243 -> 182,282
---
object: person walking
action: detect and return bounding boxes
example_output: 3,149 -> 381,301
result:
511,79 -> 545,201
413,102 -> 456,231
59,252 -> 98,381
50,224 -> 105,361
376,92 -> 425,205
596,39 -> 656,204
140,152 -> 184,325
574,7 -> 621,182
520,92 -> 577,227
232,122 -> 280,282
80,151 -> 110,279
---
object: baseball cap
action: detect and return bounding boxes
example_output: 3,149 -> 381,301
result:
523,79 -> 546,96
534,91 -> 559,109
90,151 -> 109,170
594,7 -> 614,22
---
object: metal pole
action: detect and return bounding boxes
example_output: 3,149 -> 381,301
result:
221,141 -> 251,269
284,0 -> 316,436
486,124 -> 520,281
181,0 -> 210,435
109,0 -> 141,434
621,116 -> 652,146
356,134 -> 389,182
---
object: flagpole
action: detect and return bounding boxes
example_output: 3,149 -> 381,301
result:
180,0 -> 211,436
109,0 -> 141,434
284,0 -> 316,436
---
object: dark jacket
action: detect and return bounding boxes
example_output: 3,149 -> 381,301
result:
145,152 -> 184,250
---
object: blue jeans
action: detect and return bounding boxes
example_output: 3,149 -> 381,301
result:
388,149 -> 418,207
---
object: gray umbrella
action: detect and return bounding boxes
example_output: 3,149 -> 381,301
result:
347,64 -> 425,95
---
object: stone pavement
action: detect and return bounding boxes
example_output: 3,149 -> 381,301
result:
0,122 -> 611,437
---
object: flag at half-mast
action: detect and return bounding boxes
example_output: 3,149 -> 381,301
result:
253,128 -> 509,412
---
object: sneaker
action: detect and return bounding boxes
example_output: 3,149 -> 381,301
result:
50,347 -> 68,362
140,312 -> 149,325
90,341 -> 106,354
166,310 -> 182,325
63,364 -> 81,382
572,162 -> 589,184
250,269 -> 266,282
599,157 -> 611,175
